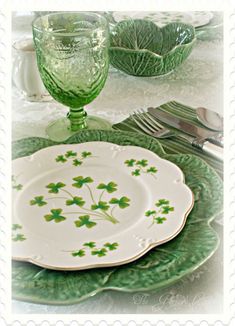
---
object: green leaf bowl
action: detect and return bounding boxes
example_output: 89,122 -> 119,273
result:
109,19 -> 196,77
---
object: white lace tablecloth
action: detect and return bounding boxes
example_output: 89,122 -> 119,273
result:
12,12 -> 223,314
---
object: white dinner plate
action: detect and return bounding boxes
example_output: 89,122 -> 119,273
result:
112,11 -> 214,28
12,142 -> 194,270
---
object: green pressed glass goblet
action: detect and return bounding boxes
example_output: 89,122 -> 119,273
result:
32,12 -> 111,141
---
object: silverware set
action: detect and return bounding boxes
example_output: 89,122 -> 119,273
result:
130,108 -> 223,161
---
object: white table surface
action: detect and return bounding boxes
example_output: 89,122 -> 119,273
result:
12,12 -> 223,314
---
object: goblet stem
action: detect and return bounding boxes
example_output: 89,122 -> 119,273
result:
67,107 -> 87,131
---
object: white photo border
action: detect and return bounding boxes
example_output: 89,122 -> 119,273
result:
0,0 -> 234,325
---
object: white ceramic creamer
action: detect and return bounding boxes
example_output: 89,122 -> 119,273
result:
12,38 -> 51,102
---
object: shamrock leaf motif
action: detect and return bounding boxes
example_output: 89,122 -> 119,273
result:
145,210 -> 156,217
81,151 -> 92,158
104,242 -> 118,251
12,175 -> 23,191
132,169 -> 141,176
155,217 -> 167,224
66,196 -> 85,207
72,249 -> 85,257
147,166 -> 158,173
55,155 -> 67,163
13,184 -> 23,191
30,196 -> 47,207
83,242 -> 96,249
97,182 -> 117,193
65,150 -> 77,158
145,199 -> 174,227
12,234 -> 26,241
162,206 -> 174,214
12,224 -> 22,231
124,159 -> 136,167
74,215 -> 96,229
136,159 -> 148,167
72,176 -> 93,188
155,199 -> 170,207
91,201 -> 110,211
91,248 -> 107,257
73,159 -> 82,166
44,209 -> 66,223
46,182 -> 66,194
109,196 -> 130,209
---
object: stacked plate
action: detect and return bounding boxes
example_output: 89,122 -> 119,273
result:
112,11 -> 214,28
12,130 -> 222,305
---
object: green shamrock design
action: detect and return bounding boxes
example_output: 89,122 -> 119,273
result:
91,201 -> 110,211
145,210 -> 157,217
12,234 -> 26,242
66,196 -> 85,207
145,199 -> 174,227
83,242 -> 96,248
12,224 -> 26,242
156,199 -> 170,207
91,248 -> 107,257
73,159 -> 82,166
104,242 -> 119,250
13,184 -> 23,191
109,197 -> 130,209
136,159 -> 148,167
81,151 -> 92,158
55,150 -> 93,166
12,224 -> 22,231
30,176 -> 130,228
162,206 -> 174,214
46,182 -> 66,194
72,176 -> 93,188
44,209 -> 66,223
55,155 -> 67,163
155,217 -> 167,224
65,151 -> 77,158
12,175 -> 23,191
124,159 -> 136,167
147,167 -> 158,173
132,169 -> 141,176
69,241 -> 119,258
72,249 -> 85,257
30,196 -> 47,207
125,158 -> 158,178
74,215 -> 97,229
97,182 -> 117,193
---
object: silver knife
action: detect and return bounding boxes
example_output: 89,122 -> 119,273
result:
148,107 -> 223,161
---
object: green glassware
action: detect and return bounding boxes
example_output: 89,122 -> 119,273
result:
32,12 -> 111,141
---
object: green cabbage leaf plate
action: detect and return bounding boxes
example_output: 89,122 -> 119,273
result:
12,130 -> 222,305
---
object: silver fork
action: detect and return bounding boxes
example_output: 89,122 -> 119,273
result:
130,108 -> 223,161
130,108 -> 175,139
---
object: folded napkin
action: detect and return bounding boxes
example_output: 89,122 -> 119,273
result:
113,101 -> 223,178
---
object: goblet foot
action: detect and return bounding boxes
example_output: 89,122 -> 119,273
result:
46,116 -> 113,142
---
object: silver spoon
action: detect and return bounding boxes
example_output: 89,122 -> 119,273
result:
196,107 -> 223,131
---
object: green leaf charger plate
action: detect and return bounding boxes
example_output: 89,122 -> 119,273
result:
12,130 -> 223,305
